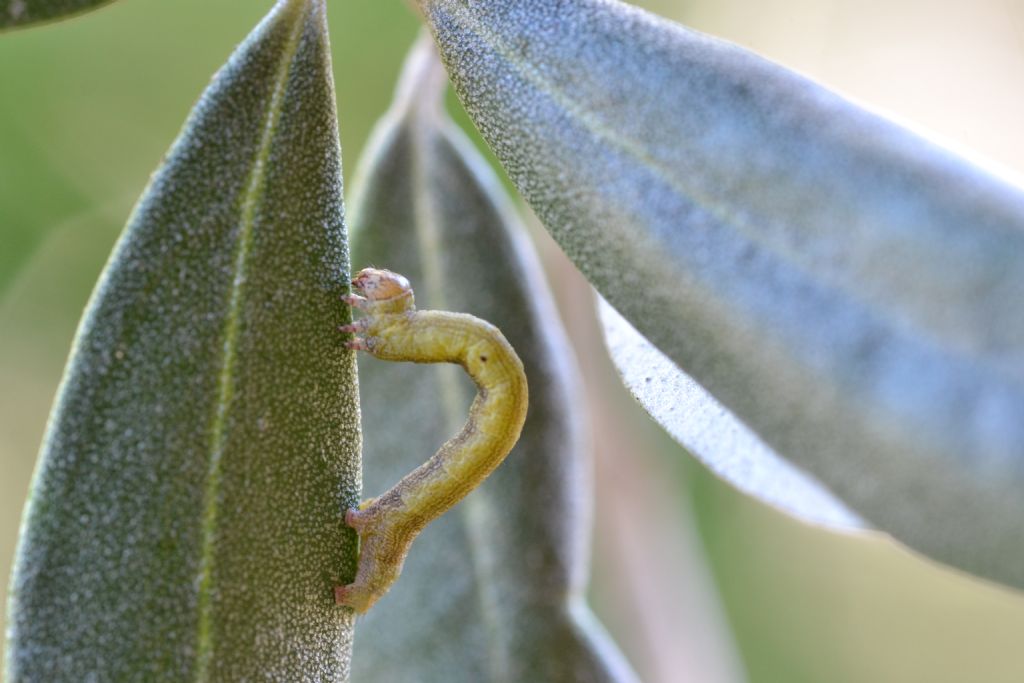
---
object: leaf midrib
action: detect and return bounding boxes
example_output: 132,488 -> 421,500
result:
193,2 -> 308,679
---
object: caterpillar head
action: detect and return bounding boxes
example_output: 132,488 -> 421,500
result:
351,267 -> 415,313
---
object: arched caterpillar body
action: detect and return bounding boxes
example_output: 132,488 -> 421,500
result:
335,268 -> 529,613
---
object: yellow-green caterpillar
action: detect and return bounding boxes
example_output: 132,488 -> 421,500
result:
335,268 -> 529,613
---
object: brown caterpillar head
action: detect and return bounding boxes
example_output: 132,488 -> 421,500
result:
352,268 -> 415,313
352,268 -> 412,300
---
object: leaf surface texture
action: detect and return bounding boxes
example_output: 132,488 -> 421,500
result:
420,0 -> 1024,588
6,1 -> 360,679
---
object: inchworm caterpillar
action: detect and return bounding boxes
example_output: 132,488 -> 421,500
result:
335,268 -> 529,613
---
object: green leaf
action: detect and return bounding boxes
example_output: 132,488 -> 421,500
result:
0,0 -> 117,30
347,36 -> 637,683
419,0 -> 1024,590
5,0 -> 360,680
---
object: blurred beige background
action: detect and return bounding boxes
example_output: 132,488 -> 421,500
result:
2,1 -> 1023,681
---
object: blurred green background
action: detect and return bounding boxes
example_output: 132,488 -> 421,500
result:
2,1 -> 1023,681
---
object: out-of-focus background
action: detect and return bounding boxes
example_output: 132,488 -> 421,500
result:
2,1 -> 1023,681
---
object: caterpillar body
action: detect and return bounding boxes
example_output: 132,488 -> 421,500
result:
335,268 -> 529,613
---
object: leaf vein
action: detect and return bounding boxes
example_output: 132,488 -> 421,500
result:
193,3 -> 308,679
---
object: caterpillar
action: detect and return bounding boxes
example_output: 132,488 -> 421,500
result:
335,267 -> 529,613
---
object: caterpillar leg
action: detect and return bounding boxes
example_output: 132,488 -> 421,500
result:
341,293 -> 368,309
345,337 -> 371,352
340,320 -> 376,351
345,506 -> 370,533
334,584 -> 366,611
335,505 -> 409,613
335,507 -> 370,610
338,319 -> 370,335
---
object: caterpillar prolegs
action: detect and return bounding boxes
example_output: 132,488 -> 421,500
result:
335,268 -> 528,613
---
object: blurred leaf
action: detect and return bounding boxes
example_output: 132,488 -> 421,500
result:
347,36 -> 637,683
599,298 -> 864,531
0,0 -> 116,30
0,121 -> 93,296
5,0 -> 360,680
419,0 -> 1024,590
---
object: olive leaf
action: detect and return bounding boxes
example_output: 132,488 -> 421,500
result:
347,35 -> 637,683
599,298 -> 864,531
5,1 -> 360,680
0,0 -> 117,30
418,0 -> 1024,590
